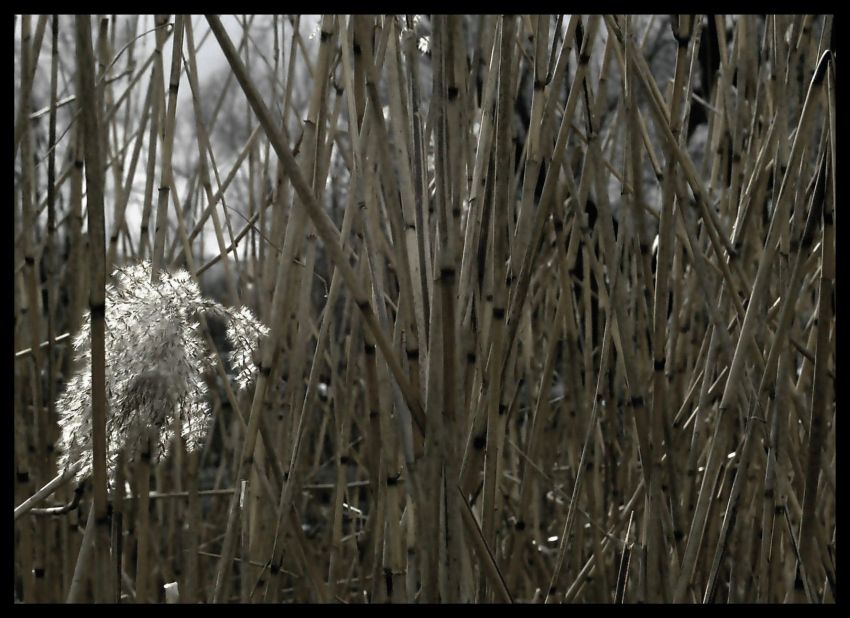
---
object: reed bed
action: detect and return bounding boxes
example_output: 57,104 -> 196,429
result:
13,15 -> 835,603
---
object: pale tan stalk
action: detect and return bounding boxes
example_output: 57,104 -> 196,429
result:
75,15 -> 111,603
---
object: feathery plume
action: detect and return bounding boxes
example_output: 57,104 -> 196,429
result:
55,261 -> 268,482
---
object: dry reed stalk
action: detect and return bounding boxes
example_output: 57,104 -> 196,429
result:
44,26 -> 60,540
73,14 -> 111,603
18,15 -> 50,603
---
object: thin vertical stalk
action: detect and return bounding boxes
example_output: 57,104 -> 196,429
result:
75,14 -> 110,604
150,15 -> 184,279
18,14 -> 48,603
481,14 -> 513,575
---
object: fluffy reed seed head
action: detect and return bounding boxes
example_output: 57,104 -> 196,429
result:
56,261 -> 269,482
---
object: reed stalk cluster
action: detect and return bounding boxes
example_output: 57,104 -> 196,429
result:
14,15 -> 834,603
